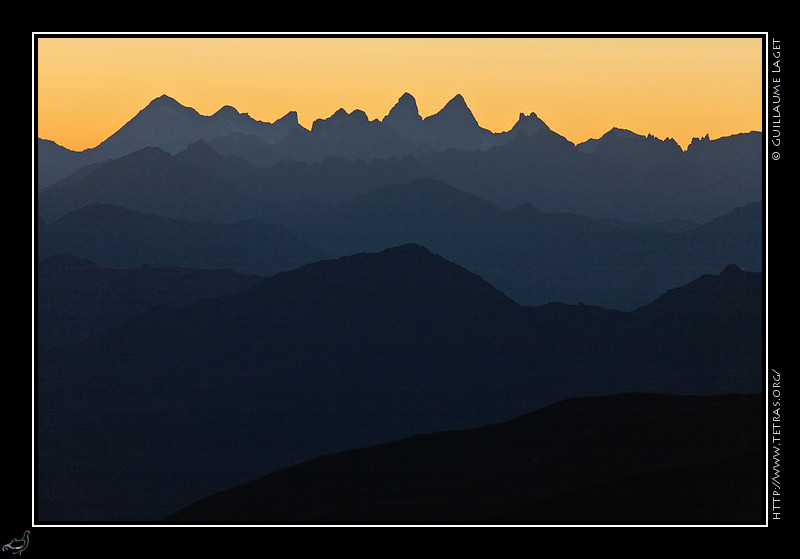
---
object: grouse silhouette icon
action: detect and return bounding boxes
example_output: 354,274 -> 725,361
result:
2,531 -> 29,555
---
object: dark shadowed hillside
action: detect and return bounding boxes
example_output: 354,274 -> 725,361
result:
37,254 -> 263,354
165,393 -> 763,525
37,245 -> 762,522
287,179 -> 762,309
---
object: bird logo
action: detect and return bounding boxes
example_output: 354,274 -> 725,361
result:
2,531 -> 29,555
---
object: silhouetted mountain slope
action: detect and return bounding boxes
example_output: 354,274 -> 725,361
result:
164,393 -> 763,525
43,245 -> 521,377
36,145 -> 270,223
36,138 -> 86,190
37,246 -> 762,522
416,128 -> 761,222
37,203 -> 326,276
290,180 -> 761,309
577,127 -> 683,158
172,138 -> 265,188
607,264 -> 763,390
415,127 -> 585,211
37,254 -> 262,354
636,263 -> 763,321
686,131 -> 763,188
36,93 -> 494,187
210,92 -> 508,166
35,96 -> 303,190
677,200 -> 762,272
98,95 -> 302,160
418,93 -> 496,151
306,107 -> 414,160
36,141 -> 433,223
381,92 -> 423,139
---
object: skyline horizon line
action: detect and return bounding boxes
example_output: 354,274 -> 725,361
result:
35,36 -> 763,153
37,90 -> 764,154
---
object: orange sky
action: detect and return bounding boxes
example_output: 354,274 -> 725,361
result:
34,33 -> 764,152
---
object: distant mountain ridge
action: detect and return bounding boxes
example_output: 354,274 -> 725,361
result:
39,131 -> 761,224
36,92 -> 512,188
38,202 -> 327,277
38,142 -> 763,309
290,178 -> 762,309
37,93 -> 763,224
88,94 -> 302,157
38,160 -> 761,309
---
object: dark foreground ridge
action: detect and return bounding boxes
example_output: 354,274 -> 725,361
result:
36,244 -> 763,522
165,392 -> 764,525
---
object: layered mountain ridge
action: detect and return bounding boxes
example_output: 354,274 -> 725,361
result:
34,90 -> 766,526
37,93 -> 762,224
37,244 -> 762,522
37,170 -> 762,310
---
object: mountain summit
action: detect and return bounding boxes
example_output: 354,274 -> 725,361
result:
509,111 -> 551,134
423,95 -> 480,131
426,94 -> 478,126
382,92 -> 423,136
74,94 -> 303,164
413,94 -> 494,151
144,93 -> 197,113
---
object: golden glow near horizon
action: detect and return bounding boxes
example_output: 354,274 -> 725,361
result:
35,35 -> 763,152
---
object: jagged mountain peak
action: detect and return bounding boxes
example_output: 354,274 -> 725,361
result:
577,127 -> 683,155
427,93 -> 477,125
416,93 -> 493,150
333,108 -> 368,120
510,112 -> 551,134
311,107 -> 372,132
385,92 -> 421,120
444,93 -> 468,108
398,91 -> 417,103
275,110 -> 300,126
382,93 -> 423,139
689,133 -> 712,147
